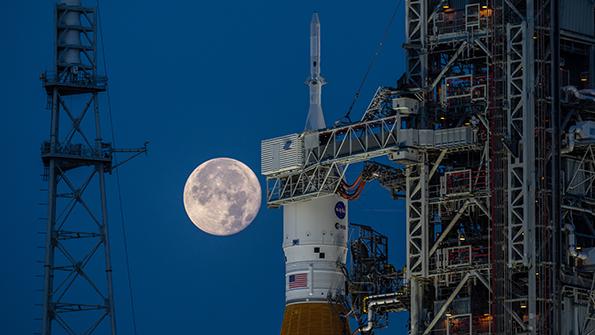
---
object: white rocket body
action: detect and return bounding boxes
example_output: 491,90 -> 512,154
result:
279,14 -> 350,335
283,194 -> 348,304
305,13 -> 326,131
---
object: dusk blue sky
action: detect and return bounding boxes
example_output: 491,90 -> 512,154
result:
2,1 -> 409,333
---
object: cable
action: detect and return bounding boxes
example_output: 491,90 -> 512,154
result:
343,0 -> 402,122
97,2 -> 139,335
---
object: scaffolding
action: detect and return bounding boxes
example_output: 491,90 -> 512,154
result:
261,0 -> 595,334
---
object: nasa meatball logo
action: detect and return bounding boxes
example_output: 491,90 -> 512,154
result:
334,201 -> 346,219
283,140 -> 294,150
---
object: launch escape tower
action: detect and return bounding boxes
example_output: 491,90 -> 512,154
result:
262,1 -> 595,334
38,1 -> 144,334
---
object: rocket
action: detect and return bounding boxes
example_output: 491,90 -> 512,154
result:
280,195 -> 350,335
304,13 -> 326,131
280,13 -> 350,335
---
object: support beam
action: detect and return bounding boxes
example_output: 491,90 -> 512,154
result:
429,200 -> 471,256
422,272 -> 472,335
429,42 -> 468,90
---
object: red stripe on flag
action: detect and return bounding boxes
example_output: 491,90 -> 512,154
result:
288,273 -> 308,289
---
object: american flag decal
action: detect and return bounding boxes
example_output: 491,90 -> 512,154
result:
288,273 -> 308,289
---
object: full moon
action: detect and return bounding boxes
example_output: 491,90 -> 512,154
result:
183,158 -> 262,236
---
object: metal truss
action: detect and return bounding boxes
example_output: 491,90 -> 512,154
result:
43,164 -> 114,335
422,270 -> 492,335
42,85 -> 117,335
506,22 -> 530,266
260,1 -> 593,334
265,115 -> 402,205
406,160 -> 429,278
39,2 -> 145,334
265,113 -> 477,205
564,145 -> 595,199
405,159 -> 429,335
266,164 -> 347,207
303,115 -> 400,167
360,87 -> 397,122
405,0 -> 427,88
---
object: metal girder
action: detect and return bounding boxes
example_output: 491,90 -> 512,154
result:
266,163 -> 348,206
422,270 -> 493,335
405,0 -> 427,88
422,272 -> 472,335
406,161 -> 429,277
565,145 -> 595,199
41,8 -> 117,328
429,42 -> 468,90
428,149 -> 447,179
429,200 -> 471,256
360,87 -> 396,122
265,112 -> 477,205
42,89 -> 117,335
406,159 -> 429,335
506,22 -> 530,266
303,115 -> 400,167
503,3 -> 540,331
38,2 -> 147,334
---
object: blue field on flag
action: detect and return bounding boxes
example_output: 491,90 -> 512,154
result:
288,273 -> 308,289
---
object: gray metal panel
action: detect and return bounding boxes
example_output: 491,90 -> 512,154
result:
419,129 -> 434,146
392,97 -> 420,114
561,0 -> 595,37
434,127 -> 473,148
261,134 -> 304,175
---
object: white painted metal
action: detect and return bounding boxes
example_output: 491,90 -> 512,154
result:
305,13 -> 326,131
261,134 -> 304,176
283,194 -> 348,304
506,23 -> 528,267
406,160 -> 429,334
392,97 -> 420,114
359,294 -> 404,333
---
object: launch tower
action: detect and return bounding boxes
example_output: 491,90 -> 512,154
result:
38,1 -> 144,334
262,1 -> 595,334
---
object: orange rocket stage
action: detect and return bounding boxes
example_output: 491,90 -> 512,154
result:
281,303 -> 350,335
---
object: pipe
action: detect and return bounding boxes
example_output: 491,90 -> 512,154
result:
561,204 -> 595,216
562,86 -> 595,102
564,224 -> 588,260
353,293 -> 402,334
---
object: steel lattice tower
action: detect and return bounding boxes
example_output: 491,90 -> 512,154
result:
260,1 -> 595,334
39,1 -> 140,334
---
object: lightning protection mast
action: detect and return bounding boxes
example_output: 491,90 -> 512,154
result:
39,1 -> 145,334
